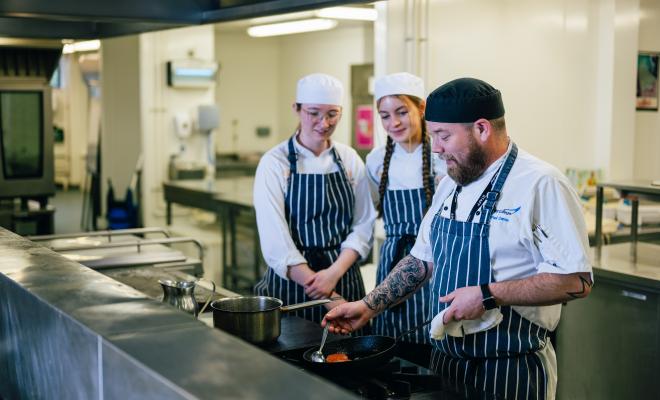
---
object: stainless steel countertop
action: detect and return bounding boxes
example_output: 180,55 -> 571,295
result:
0,228 -> 355,399
164,177 -> 254,208
592,242 -> 660,290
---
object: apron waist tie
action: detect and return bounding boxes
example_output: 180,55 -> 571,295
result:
299,244 -> 341,272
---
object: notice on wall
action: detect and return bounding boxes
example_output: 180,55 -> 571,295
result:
636,52 -> 658,111
355,105 -> 374,149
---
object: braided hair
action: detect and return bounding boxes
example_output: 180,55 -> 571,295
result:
377,95 -> 434,217
377,136 -> 395,217
420,114 -> 433,212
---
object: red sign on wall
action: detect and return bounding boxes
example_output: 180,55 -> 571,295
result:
355,104 -> 374,149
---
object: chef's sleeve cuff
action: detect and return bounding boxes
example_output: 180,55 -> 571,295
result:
409,246 -> 433,263
340,239 -> 371,261
268,254 -> 307,281
536,261 -> 594,282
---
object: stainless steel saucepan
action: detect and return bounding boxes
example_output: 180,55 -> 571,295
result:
210,296 -> 332,344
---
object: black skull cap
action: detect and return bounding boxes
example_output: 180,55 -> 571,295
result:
425,77 -> 505,123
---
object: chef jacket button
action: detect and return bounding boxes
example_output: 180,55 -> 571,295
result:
443,206 -> 448,211
476,211 -> 481,215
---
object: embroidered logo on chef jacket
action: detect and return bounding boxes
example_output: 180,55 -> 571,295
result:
491,206 -> 521,222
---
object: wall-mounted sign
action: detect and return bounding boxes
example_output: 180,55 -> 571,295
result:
355,104 -> 373,149
636,52 -> 658,111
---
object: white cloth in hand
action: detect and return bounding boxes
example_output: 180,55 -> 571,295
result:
429,308 -> 503,340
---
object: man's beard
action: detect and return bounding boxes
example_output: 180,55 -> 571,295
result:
444,136 -> 488,185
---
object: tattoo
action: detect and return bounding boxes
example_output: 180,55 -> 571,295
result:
363,255 -> 430,313
566,275 -> 593,299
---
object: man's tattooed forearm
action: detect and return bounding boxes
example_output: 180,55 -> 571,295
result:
566,275 -> 593,299
363,255 -> 429,312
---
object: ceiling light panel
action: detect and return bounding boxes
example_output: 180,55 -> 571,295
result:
247,18 -> 338,37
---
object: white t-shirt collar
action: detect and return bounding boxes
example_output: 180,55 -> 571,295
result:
293,132 -> 335,158
393,141 -> 422,156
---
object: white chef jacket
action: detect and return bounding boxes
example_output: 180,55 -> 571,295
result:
410,141 -> 592,331
365,143 -> 446,206
254,135 -> 376,280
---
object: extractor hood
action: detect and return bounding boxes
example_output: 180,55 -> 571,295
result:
0,0 -> 368,40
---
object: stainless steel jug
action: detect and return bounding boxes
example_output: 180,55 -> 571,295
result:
159,279 -> 199,316
159,279 -> 216,317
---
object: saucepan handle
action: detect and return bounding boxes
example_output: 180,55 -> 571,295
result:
197,278 -> 217,316
280,296 -> 342,312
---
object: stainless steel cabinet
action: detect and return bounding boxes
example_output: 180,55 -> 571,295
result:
556,277 -> 659,399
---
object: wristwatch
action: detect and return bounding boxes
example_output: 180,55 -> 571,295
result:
480,283 -> 498,310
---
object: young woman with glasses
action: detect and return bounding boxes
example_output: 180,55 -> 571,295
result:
253,73 -> 376,324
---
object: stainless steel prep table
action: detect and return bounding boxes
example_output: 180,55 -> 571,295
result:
163,177 -> 262,291
29,228 -> 204,275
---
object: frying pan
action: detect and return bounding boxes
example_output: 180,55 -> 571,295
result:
301,319 -> 433,373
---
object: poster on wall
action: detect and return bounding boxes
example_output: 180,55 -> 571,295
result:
355,104 -> 374,149
636,52 -> 659,111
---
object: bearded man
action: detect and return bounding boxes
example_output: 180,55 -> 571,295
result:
323,77 -> 593,400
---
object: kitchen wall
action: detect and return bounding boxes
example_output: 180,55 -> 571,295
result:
214,23 -> 374,152
139,25 -> 216,226
215,32 -> 280,154
634,0 -> 660,180
379,0 -> 644,180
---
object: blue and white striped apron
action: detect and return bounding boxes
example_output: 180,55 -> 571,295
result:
373,170 -> 434,344
254,137 -> 366,324
428,143 -> 550,400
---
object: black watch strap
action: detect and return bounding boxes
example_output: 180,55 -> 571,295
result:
480,283 -> 498,310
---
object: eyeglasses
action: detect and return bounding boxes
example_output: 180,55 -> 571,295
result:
301,108 -> 341,124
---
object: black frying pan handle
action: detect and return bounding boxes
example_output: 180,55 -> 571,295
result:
395,319 -> 434,342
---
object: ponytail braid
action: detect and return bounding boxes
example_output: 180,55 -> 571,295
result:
421,118 -> 434,213
377,136 -> 395,217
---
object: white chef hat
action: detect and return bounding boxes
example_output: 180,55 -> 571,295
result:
374,72 -> 425,102
296,73 -> 344,106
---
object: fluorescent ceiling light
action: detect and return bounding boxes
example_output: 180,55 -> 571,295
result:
316,7 -> 377,21
249,11 -> 314,25
62,40 -> 100,54
247,18 -> 338,37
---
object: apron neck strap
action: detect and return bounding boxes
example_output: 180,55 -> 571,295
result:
287,135 -> 348,179
287,136 -> 298,174
478,142 -> 518,224
330,146 -> 349,180
448,142 -> 519,223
